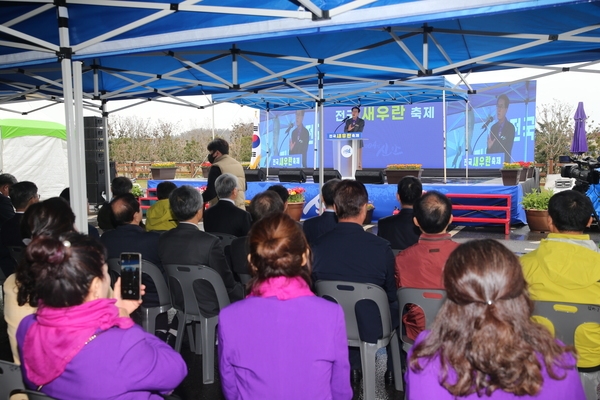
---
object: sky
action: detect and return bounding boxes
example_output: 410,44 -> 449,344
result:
1,63 -> 599,130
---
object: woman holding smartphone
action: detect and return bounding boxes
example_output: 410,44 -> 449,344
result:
218,212 -> 352,400
16,232 -> 187,399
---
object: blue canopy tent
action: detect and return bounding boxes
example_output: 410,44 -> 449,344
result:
2,0 -> 600,230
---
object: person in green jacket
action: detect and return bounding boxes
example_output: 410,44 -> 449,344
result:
521,190 -> 600,399
145,181 -> 177,232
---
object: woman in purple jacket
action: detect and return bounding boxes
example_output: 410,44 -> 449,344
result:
406,239 -> 584,399
16,232 -> 187,399
218,212 -> 352,400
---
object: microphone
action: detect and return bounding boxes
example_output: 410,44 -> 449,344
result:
342,116 -> 350,122
481,116 -> 494,130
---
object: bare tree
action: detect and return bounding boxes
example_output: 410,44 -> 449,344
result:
535,101 -> 573,173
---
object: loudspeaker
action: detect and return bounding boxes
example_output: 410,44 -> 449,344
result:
86,161 -> 116,204
244,169 -> 266,182
313,169 -> 341,183
278,169 -> 307,183
354,170 -> 385,184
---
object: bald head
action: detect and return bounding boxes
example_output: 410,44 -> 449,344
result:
110,193 -> 141,226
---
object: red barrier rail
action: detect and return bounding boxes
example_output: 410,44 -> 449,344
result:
447,193 -> 512,235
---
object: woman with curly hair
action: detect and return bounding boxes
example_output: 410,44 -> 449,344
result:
407,239 -> 584,399
218,212 -> 351,399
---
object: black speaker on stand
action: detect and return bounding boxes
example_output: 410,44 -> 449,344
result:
313,169 -> 342,183
354,170 -> 385,184
278,169 -> 307,183
83,117 -> 115,204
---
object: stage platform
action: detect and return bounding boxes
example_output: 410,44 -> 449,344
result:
148,176 -> 535,224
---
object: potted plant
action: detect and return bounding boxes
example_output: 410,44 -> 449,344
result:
200,161 -> 212,178
363,202 -> 375,224
286,187 -> 306,221
517,161 -> 532,181
521,189 -> 553,232
385,163 -> 423,184
131,183 -> 144,198
150,162 -> 177,180
500,162 -> 522,186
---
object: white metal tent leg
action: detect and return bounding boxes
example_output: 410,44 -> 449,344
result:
465,100 -> 469,179
443,89 -> 447,184
72,62 -> 88,234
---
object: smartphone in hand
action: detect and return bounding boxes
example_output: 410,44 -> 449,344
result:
120,252 -> 142,300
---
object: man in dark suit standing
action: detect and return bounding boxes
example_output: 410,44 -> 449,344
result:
0,173 -> 17,226
312,180 -> 397,384
159,185 -> 244,318
377,176 -> 422,251
302,178 -> 340,244
344,106 -> 366,169
203,173 -> 251,237
100,193 -> 163,307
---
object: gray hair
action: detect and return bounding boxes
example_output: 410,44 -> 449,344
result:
215,173 -> 238,199
169,185 -> 203,221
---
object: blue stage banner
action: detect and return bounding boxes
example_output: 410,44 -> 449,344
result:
258,82 -> 536,170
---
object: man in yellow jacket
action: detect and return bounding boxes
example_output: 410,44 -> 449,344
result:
521,190 -> 600,398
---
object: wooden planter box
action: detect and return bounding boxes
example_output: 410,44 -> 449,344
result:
527,166 -> 535,179
526,209 -> 551,232
150,167 -> 177,180
385,169 -> 423,184
519,168 -> 527,182
500,168 -> 521,186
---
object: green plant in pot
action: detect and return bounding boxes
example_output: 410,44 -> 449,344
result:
521,189 -> 553,232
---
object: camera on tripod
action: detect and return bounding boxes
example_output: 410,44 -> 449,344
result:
559,155 -> 600,186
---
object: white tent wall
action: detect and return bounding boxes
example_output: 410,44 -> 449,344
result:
1,133 -> 69,200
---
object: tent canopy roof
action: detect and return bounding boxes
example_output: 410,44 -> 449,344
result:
1,0 -> 600,112
0,119 -> 66,140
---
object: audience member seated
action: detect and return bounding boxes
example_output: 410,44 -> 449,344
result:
145,181 -> 177,232
59,187 -> 100,238
229,191 -> 285,280
520,190 -> 600,398
4,197 -> 76,364
266,184 -> 290,211
100,193 -> 163,308
0,173 -> 17,226
407,239 -> 584,399
203,173 -> 251,237
219,212 -> 352,399
312,179 -> 397,385
377,176 -> 422,251
302,178 -> 340,244
97,176 -> 132,231
16,232 -> 187,398
159,185 -> 244,318
0,181 -> 38,276
395,191 -> 459,340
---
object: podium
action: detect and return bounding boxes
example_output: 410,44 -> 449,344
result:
327,133 -> 364,179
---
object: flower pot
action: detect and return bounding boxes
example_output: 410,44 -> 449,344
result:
201,166 -> 211,179
386,169 -> 423,184
526,209 -> 551,232
527,166 -> 535,179
363,208 -> 374,225
519,168 -> 527,182
150,167 -> 177,180
286,202 -> 305,221
500,168 -> 521,186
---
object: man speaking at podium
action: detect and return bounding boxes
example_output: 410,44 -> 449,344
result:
487,94 -> 515,163
344,106 -> 366,169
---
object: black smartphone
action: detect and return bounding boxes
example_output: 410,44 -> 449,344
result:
120,252 -> 142,300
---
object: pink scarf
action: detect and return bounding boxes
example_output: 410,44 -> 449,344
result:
249,276 -> 314,300
23,298 -> 134,386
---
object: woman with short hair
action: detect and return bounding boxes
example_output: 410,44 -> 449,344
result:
407,239 -> 584,399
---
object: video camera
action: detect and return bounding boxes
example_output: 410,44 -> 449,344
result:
559,156 -> 600,185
